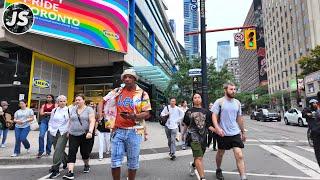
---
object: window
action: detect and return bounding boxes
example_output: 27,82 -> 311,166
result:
308,83 -> 315,93
134,13 -> 152,61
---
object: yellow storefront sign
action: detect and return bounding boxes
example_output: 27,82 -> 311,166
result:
33,79 -> 50,88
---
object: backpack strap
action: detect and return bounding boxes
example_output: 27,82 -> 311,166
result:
218,98 -> 225,121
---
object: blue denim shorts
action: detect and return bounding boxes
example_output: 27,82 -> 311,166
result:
111,128 -> 142,169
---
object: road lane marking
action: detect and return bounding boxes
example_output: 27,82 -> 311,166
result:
247,139 -> 295,143
299,140 -> 309,143
281,136 -> 290,140
297,146 -> 314,153
195,169 -> 200,180
205,170 -> 319,179
246,126 -> 262,132
34,150 -> 194,179
260,145 -> 320,178
272,145 -> 320,174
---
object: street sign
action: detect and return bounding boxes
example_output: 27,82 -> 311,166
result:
234,32 -> 244,46
188,68 -> 202,76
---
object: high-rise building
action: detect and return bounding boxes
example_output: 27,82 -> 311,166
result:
169,19 -> 176,38
223,57 -> 241,91
239,0 -> 267,92
216,41 -> 231,71
262,0 -> 320,95
183,0 -> 199,58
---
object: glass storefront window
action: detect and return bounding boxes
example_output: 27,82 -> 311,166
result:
75,84 -> 113,103
134,13 -> 152,61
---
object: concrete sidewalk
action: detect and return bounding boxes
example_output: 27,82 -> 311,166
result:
0,122 -> 172,164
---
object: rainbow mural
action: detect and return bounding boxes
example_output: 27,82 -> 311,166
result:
5,0 -> 128,53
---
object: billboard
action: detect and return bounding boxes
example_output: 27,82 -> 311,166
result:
4,0 -> 128,53
253,0 -> 268,86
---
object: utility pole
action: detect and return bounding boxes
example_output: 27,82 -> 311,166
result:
200,0 -> 208,108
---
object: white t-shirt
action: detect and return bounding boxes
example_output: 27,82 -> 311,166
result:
161,105 -> 184,129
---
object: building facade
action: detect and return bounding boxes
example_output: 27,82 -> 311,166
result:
262,0 -> 313,96
239,0 -> 268,93
306,0 -> 320,48
223,57 -> 241,91
304,70 -> 320,103
183,0 -> 199,58
216,41 -> 231,72
0,0 -> 181,117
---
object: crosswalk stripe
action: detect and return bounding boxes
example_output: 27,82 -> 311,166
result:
260,145 -> 320,178
297,146 -> 314,153
205,170 -> 319,179
272,145 -> 320,174
247,139 -> 295,143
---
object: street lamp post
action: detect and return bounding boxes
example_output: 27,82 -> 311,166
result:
200,0 -> 208,108
295,65 -> 301,107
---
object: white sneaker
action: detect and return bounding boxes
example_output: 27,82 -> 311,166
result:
189,162 -> 195,176
11,153 -> 18,157
99,158 -> 103,161
26,149 -> 30,153
0,144 -> 6,148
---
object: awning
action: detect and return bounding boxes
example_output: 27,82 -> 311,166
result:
133,66 -> 171,91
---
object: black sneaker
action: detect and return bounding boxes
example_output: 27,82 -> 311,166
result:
63,171 -> 74,179
37,152 -> 43,158
49,171 -> 60,179
48,167 -> 53,173
170,155 -> 176,161
83,165 -> 90,173
216,169 -> 224,180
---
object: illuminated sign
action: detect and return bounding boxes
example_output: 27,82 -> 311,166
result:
33,78 -> 50,88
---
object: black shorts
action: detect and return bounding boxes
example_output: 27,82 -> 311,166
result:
217,134 -> 244,150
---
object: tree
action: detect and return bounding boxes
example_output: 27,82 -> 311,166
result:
165,57 -> 200,102
299,45 -> 320,76
165,57 -> 234,104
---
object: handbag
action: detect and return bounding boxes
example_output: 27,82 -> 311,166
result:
4,113 -> 13,129
30,115 -> 39,131
159,106 -> 170,126
97,117 -> 110,132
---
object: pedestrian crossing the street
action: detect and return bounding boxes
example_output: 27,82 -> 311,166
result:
203,139 -> 320,180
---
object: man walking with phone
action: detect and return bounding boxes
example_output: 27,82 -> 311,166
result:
211,82 -> 247,180
98,69 -> 151,180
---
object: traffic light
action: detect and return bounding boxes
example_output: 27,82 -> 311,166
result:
244,29 -> 257,50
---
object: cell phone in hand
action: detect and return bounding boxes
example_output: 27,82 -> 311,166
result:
120,112 -> 129,116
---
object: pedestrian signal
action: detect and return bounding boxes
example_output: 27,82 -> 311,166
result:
244,29 -> 257,50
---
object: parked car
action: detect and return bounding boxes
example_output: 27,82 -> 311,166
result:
284,108 -> 308,127
250,111 -> 258,120
256,108 -> 281,122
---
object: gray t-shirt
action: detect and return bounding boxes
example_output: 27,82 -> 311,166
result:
14,108 -> 34,128
69,106 -> 94,136
211,97 -> 242,136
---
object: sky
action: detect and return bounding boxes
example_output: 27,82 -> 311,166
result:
164,0 -> 253,58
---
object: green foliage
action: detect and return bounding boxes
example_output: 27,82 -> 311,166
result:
299,45 -> 320,76
165,57 -> 234,103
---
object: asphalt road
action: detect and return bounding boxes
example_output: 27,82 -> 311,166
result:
1,117 -> 319,180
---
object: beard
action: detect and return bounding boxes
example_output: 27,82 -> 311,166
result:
226,92 -> 235,98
